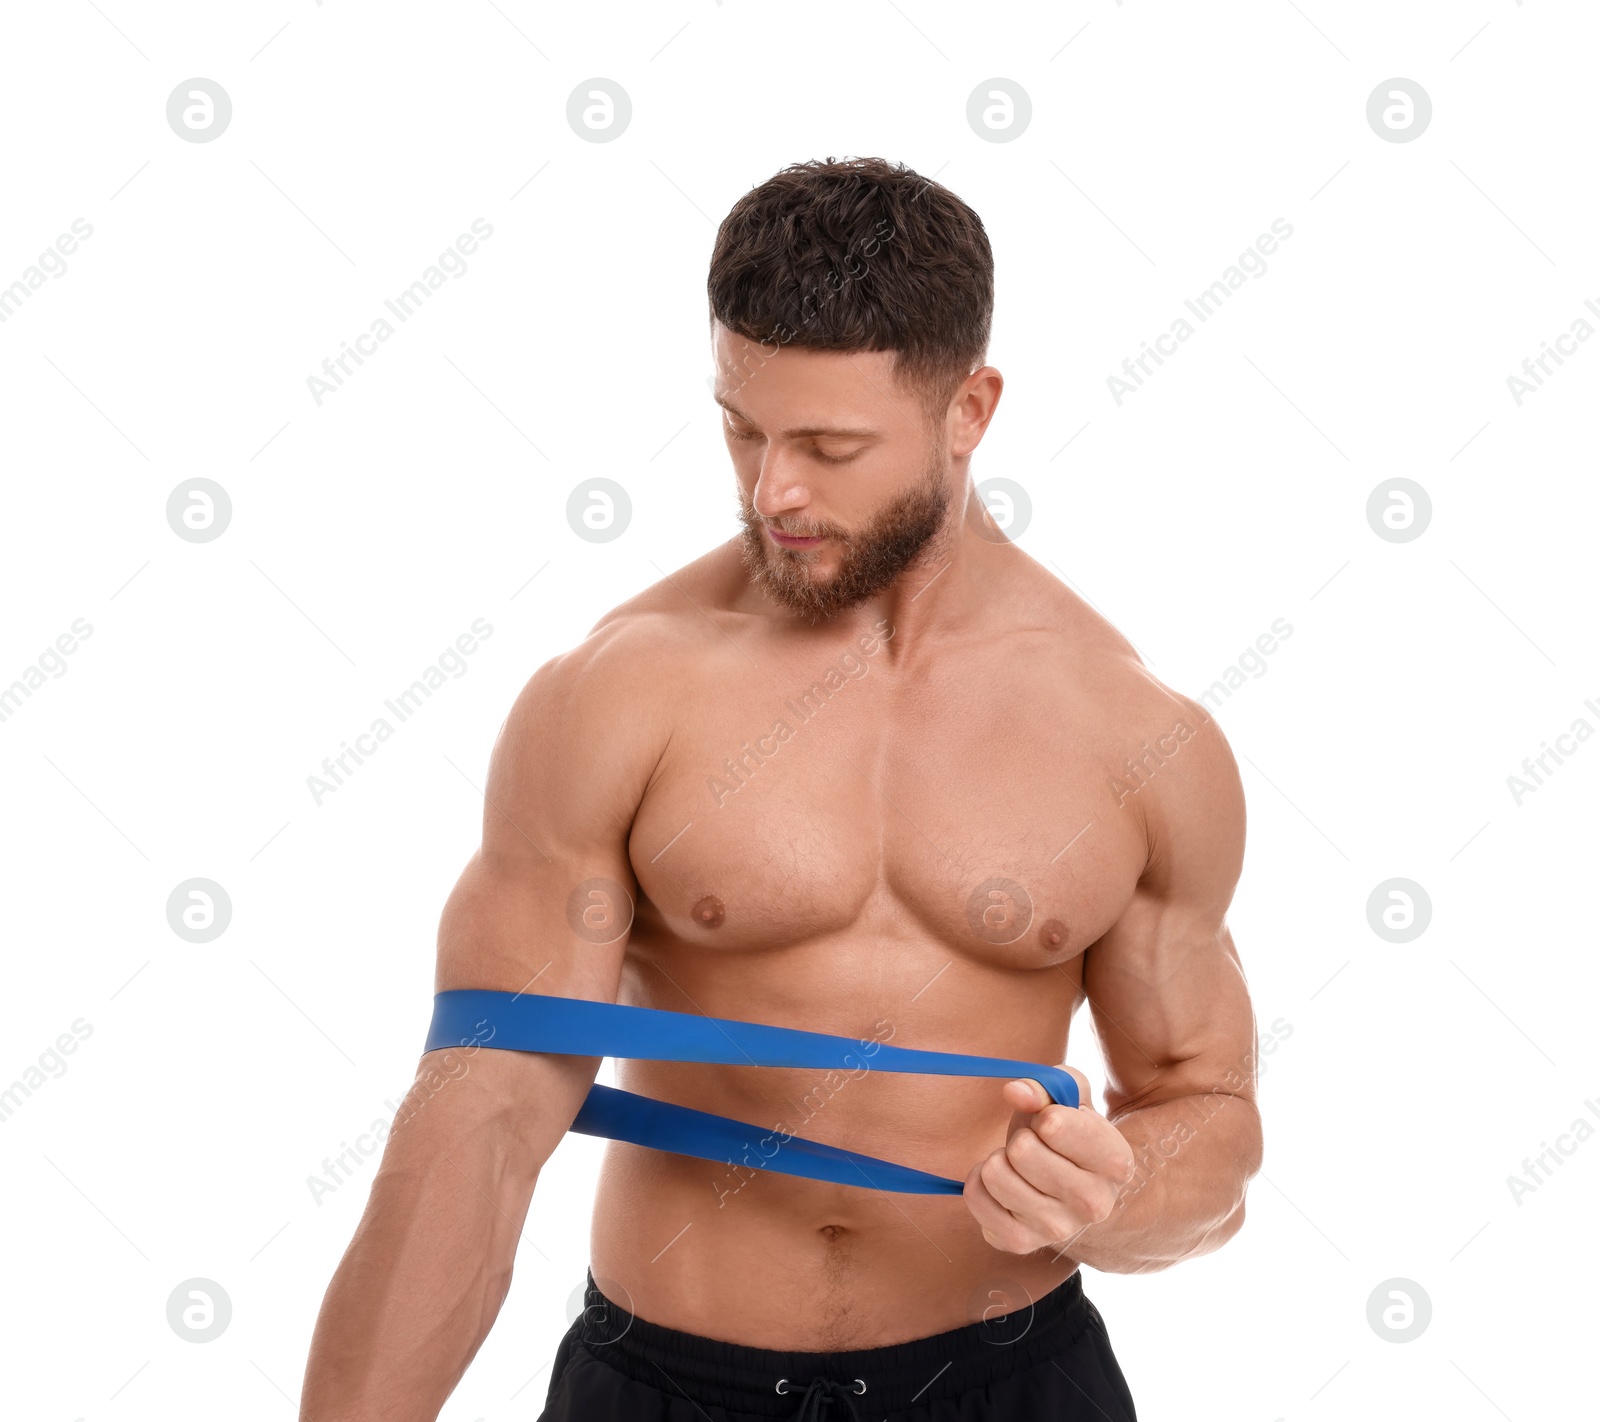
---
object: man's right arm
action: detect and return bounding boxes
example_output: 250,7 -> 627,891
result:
299,620 -> 668,1420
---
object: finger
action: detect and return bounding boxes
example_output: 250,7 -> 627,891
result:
1029,1106 -> 1137,1183
1006,1127 -> 1123,1220
976,1147 -> 1083,1246
1002,1078 -> 1049,1114
963,1158 -> 1043,1253
1003,1069 -> 1093,1115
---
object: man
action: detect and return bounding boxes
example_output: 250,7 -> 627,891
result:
301,156 -> 1261,1421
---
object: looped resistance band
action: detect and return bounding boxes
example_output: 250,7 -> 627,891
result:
424,989 -> 1078,1196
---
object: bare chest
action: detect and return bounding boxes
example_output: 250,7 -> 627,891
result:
624,637 -> 1146,973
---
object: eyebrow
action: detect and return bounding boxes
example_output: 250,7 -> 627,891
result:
713,393 -> 879,441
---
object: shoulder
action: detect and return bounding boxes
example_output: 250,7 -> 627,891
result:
1113,666 -> 1246,906
585,538 -> 749,649
1028,570 -> 1245,897
495,542 -> 748,784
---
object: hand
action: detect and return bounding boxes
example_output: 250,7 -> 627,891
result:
962,1068 -> 1137,1255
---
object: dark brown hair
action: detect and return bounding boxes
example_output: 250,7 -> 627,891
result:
707,156 -> 993,419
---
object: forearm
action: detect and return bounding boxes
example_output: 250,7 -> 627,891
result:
300,1049 -> 579,1420
300,1163 -> 530,1418
1064,1091 -> 1262,1275
301,1138 -> 536,1419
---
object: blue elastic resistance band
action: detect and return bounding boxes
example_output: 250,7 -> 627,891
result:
424,989 -> 1078,1196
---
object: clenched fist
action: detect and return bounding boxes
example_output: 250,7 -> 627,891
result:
963,1067 -> 1137,1255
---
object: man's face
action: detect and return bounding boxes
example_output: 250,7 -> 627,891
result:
712,323 -> 954,623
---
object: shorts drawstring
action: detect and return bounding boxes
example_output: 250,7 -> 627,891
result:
777,1374 -> 867,1420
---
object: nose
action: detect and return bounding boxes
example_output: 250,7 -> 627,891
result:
750,447 -> 813,523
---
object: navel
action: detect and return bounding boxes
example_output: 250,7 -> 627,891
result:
691,893 -> 726,928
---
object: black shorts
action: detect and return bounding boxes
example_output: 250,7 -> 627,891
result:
536,1266 -> 1137,1420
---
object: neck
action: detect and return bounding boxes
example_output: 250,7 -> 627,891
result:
822,475 -> 1012,661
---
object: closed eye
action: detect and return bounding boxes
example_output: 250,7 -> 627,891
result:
725,420 -> 861,465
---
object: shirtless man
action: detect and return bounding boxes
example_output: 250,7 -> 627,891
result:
301,156 -> 1262,1421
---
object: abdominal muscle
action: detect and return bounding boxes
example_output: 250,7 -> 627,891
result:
585,1061 -> 1083,1352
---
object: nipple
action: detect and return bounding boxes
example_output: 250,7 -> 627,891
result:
1038,918 -> 1069,952
692,894 -> 726,928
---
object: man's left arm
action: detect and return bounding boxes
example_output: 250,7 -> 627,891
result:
963,695 -> 1263,1273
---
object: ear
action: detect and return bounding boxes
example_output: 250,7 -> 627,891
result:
949,366 -> 1003,458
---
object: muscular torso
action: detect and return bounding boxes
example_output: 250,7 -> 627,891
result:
587,539 -> 1171,1349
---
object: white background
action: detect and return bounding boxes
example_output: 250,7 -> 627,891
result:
2,1 -> 1595,1418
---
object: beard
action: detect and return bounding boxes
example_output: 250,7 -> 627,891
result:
736,449 -> 953,624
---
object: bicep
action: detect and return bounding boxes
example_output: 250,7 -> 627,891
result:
421,631 -> 667,1145
1081,701 -> 1254,1119
435,634 -> 662,1001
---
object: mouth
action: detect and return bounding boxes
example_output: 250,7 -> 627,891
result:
767,527 -> 826,549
